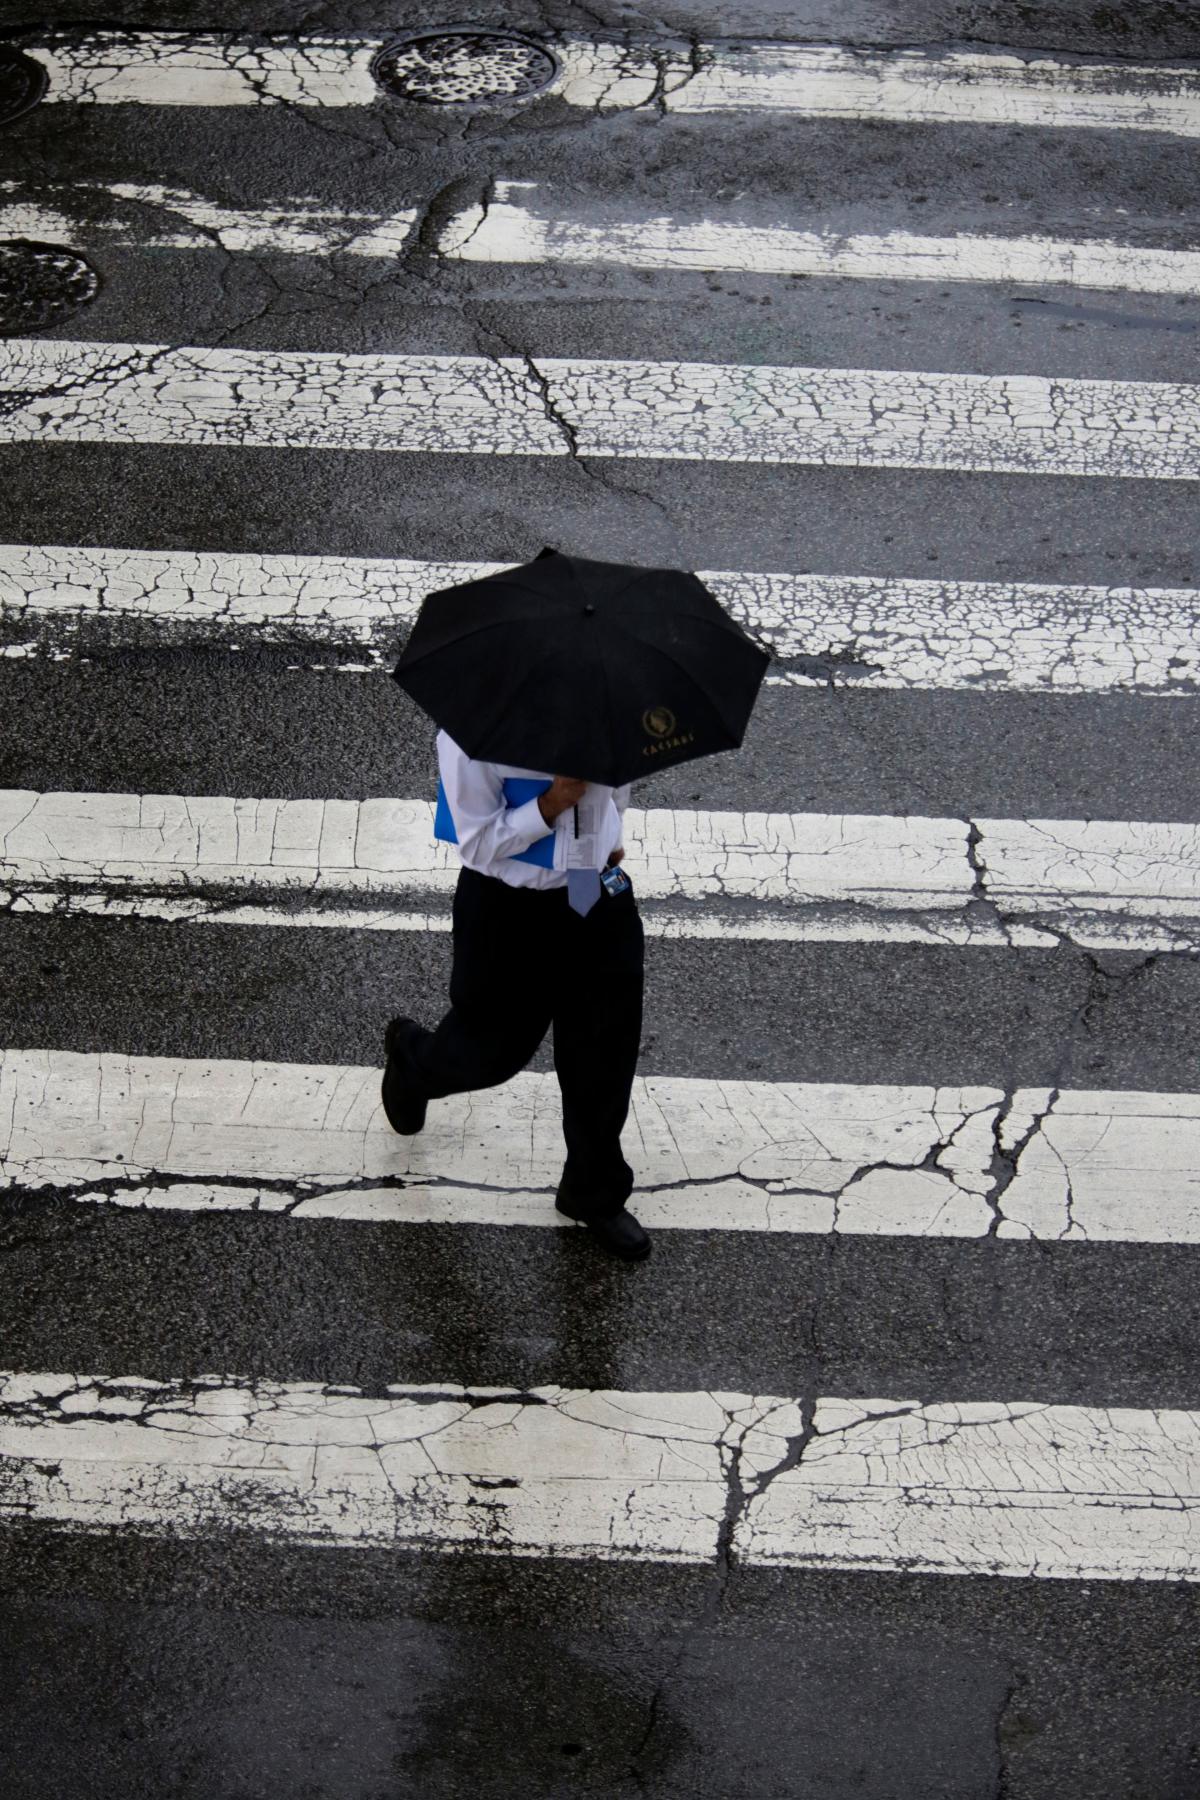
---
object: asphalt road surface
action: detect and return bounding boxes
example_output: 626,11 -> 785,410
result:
1,3 -> 1199,1797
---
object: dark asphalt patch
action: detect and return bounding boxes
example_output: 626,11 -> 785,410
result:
2,649 -> 1198,826
0,1547 -> 1196,1800
1,442 -> 1194,611
1,1200 -> 1198,1409
1,911 -> 1194,1092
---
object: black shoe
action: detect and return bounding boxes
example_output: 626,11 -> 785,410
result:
381,1017 -> 428,1135
556,1196 -> 651,1261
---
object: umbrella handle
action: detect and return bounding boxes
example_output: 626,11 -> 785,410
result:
573,804 -> 579,838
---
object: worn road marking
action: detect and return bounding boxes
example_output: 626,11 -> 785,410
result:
4,543 -> 1198,696
1,1371 -> 1195,1579
4,1047 -> 1198,1244
441,181 -> 1200,297
4,340 -> 1200,480
4,176 -> 1197,301
0,181 -> 419,257
20,34 -> 1200,137
1,788 -> 1197,952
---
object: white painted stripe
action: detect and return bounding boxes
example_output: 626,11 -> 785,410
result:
2,790 -> 1197,953
22,34 -> 1200,137
0,888 -> 1077,947
4,1047 -> 1198,1245
3,340 -> 1200,480
4,544 -> 1198,697
441,181 -> 1200,297
0,888 -> 1080,947
1,1370 -> 1195,1579
0,182 -> 419,257
5,176 -> 1197,301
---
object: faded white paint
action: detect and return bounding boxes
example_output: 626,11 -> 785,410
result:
0,181 -> 419,257
21,34 -> 1200,138
3,340 -> 1200,481
3,176 -> 1195,301
0,1371 -> 1196,1580
442,181 -> 1200,297
2,789 -> 1199,952
0,887 -> 1083,945
739,1395 -> 1200,1580
3,1047 -> 1199,1244
24,34 -> 381,108
4,543 -> 1198,696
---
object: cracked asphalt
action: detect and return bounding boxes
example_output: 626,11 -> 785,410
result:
1,1 -> 1200,1796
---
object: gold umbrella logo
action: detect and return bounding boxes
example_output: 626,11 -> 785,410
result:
641,705 -> 694,759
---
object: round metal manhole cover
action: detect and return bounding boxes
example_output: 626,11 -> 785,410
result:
370,30 -> 558,105
0,241 -> 100,335
0,48 -> 48,126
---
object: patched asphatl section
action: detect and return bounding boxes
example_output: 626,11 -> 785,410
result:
0,48 -> 47,125
0,241 -> 98,334
370,30 -> 558,105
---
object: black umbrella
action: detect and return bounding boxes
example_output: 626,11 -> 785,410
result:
391,547 -> 773,789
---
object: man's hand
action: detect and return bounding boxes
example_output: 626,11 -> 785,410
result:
606,847 -> 625,867
538,775 -> 587,824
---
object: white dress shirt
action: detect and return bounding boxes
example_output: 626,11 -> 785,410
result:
436,729 -> 631,892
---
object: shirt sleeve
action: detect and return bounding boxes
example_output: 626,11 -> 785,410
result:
437,733 -> 554,867
614,783 -> 631,817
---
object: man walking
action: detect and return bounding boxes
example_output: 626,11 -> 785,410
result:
381,727 -> 650,1260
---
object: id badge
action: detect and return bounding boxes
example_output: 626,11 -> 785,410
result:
600,865 -> 631,898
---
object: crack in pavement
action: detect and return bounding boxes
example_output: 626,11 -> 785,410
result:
461,310 -> 685,553
0,1077 -> 1126,1237
628,1391 -> 816,1782
630,1393 -> 940,1779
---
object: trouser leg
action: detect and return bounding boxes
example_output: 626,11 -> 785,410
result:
552,876 -> 645,1219
398,867 -> 553,1100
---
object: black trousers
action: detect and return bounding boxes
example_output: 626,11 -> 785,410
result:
394,863 -> 645,1219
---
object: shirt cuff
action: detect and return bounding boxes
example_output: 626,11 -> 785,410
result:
509,795 -> 554,843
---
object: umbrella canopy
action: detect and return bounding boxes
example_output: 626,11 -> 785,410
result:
391,548 -> 773,788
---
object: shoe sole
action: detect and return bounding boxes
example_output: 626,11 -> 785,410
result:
555,1201 -> 650,1259
593,1233 -> 651,1261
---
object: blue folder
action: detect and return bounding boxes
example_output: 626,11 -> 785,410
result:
433,774 -> 557,868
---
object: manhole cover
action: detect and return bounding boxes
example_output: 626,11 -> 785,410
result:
0,48 -> 48,126
371,30 -> 558,105
0,241 -> 100,334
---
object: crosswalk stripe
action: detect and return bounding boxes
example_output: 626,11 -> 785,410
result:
4,176 -> 1197,300
5,1047 -> 1198,1245
21,34 -> 1200,137
1,1370 -> 1195,1580
440,181 -> 1200,297
2,788 -> 1196,953
5,543 -> 1197,697
0,181 -> 419,256
4,340 -> 1200,480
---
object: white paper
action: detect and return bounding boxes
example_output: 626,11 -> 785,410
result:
563,797 -> 603,870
